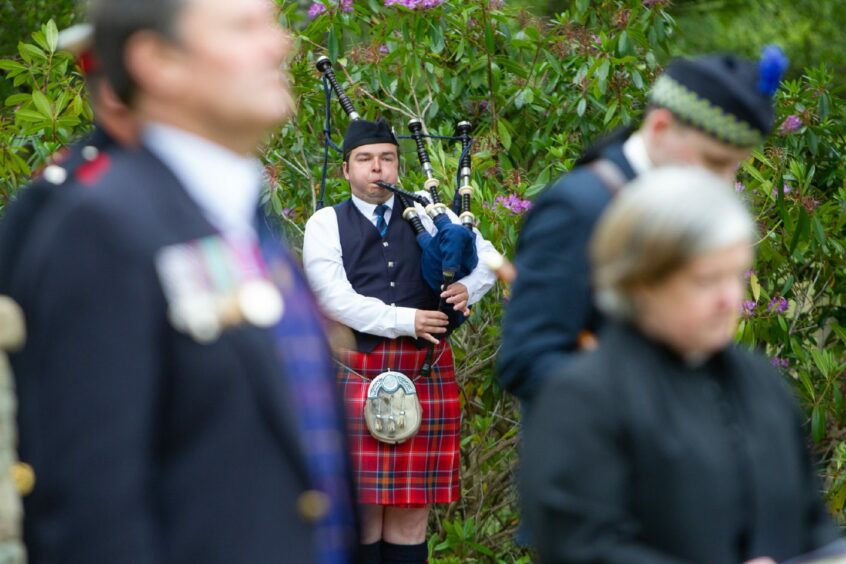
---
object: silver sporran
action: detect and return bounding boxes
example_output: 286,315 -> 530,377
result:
364,371 -> 422,444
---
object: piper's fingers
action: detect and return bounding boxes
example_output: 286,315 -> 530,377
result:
420,332 -> 440,345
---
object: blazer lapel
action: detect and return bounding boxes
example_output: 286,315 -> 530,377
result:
137,148 -> 312,485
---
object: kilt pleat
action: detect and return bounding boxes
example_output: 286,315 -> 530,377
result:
336,338 -> 460,506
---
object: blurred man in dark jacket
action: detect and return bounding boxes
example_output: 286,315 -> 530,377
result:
12,1 -> 358,562
498,48 -> 788,404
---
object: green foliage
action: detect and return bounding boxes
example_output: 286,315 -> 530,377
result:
668,0 -> 846,89
0,0 -> 81,100
732,64 -> 846,520
0,0 -> 844,554
278,1 -> 672,559
0,19 -> 90,207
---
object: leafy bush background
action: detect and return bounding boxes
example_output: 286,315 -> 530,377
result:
1,1 -> 845,561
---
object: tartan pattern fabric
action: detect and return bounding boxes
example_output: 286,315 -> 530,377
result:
337,337 -> 461,506
257,219 -> 357,564
649,74 -> 764,147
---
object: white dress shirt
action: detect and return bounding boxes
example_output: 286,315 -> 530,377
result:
621,131 -> 654,176
351,194 -> 397,228
143,123 -> 264,237
303,192 -> 497,339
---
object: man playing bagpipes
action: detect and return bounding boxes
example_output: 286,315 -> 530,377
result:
303,117 -> 497,564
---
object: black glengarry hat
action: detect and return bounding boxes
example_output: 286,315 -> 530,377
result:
649,45 -> 788,147
343,118 -> 399,160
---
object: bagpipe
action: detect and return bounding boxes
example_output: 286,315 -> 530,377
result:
315,56 -> 481,331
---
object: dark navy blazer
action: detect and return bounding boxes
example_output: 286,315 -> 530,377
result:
0,126 -> 116,296
12,148 -> 321,564
497,140 -> 637,402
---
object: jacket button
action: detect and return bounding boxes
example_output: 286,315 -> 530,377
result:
382,241 -> 389,247
297,489 -> 330,522
388,261 -> 395,268
389,281 -> 396,287
0,296 -> 26,351
43,165 -> 67,185
10,462 -> 35,496
81,145 -> 99,161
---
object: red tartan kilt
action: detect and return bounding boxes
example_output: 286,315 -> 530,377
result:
336,338 -> 460,506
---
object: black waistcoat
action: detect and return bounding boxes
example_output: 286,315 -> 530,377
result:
334,199 -> 438,352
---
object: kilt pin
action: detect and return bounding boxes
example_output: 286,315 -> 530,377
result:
337,337 -> 460,506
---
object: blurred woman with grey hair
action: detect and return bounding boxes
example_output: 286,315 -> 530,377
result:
520,167 -> 842,564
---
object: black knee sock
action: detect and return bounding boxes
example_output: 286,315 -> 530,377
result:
360,540 -> 382,564
381,540 -> 427,564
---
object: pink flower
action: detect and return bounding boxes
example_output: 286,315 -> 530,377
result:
378,44 -> 389,54
308,2 -> 327,18
494,193 -> 532,215
384,0 -> 443,9
309,0 -> 351,17
768,296 -> 788,315
772,183 -> 793,198
770,356 -> 790,369
778,114 -> 803,135
741,300 -> 757,318
735,181 -> 746,192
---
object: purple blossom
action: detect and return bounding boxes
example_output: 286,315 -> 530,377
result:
744,269 -> 755,280
309,0 -> 352,17
768,296 -> 789,314
282,207 -> 295,219
735,181 -> 746,192
778,114 -> 803,135
741,300 -> 757,318
308,2 -> 327,18
488,0 -> 505,8
770,356 -> 790,369
494,193 -> 532,215
591,34 -> 601,45
384,0 -> 443,8
378,43 -> 389,54
772,183 -> 793,198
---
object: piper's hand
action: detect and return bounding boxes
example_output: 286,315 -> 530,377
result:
415,309 -> 449,345
441,282 -> 470,316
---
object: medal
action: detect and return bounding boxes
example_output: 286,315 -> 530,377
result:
156,234 -> 285,342
238,279 -> 284,327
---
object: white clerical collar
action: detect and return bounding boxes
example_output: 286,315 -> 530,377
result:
143,123 -> 263,236
622,132 -> 654,176
351,193 -> 395,219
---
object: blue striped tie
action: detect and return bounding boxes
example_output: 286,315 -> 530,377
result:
374,204 -> 389,238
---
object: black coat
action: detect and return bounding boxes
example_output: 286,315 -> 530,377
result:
521,322 -> 841,564
497,140 -> 637,402
0,126 -> 116,295
11,147 -> 326,564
